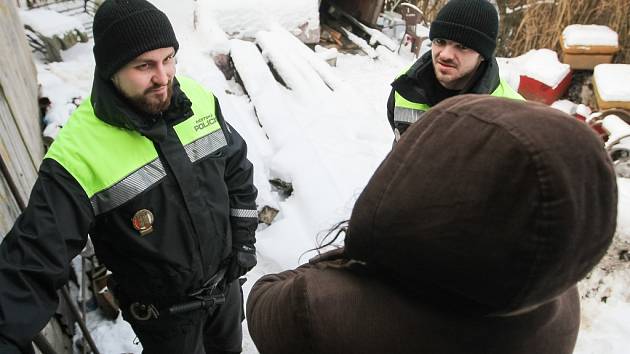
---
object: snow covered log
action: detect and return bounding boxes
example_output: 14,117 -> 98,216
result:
19,8 -> 89,62
257,27 -> 343,94
199,0 -> 320,44
230,39 -> 302,150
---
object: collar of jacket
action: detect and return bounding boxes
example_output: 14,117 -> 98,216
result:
391,51 -> 501,106
90,73 -> 194,141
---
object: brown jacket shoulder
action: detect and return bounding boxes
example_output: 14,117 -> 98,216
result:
247,256 -> 580,354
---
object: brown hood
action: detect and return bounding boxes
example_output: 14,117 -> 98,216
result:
346,95 -> 617,315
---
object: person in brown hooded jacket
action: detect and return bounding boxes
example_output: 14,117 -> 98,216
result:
245,95 -> 618,354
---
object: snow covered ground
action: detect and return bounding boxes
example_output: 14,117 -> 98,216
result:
27,0 -> 630,353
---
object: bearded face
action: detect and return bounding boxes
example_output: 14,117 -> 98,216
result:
112,47 -> 176,115
431,38 -> 484,90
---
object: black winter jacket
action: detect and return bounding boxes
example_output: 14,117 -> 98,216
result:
387,51 -> 502,134
0,75 -> 257,353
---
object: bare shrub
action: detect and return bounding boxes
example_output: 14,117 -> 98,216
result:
410,0 -> 629,63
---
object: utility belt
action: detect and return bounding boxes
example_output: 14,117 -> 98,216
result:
128,268 -> 228,321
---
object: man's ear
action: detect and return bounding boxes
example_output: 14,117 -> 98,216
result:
111,74 -> 119,88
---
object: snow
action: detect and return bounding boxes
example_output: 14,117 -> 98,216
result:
518,49 -> 571,88
351,19 -> 400,52
314,45 -> 339,63
576,103 -> 592,118
498,49 -> 571,90
19,8 -> 84,37
197,0 -> 319,41
256,26 -> 340,97
577,288 -> 630,354
594,64 -> 630,102
38,42 -> 94,140
342,28 -> 379,59
377,11 -> 406,41
563,24 -> 618,47
85,313 -> 140,353
496,56 -> 522,92
550,100 -> 591,119
416,25 -> 430,38
602,115 -> 630,148
551,99 -> 578,115
231,28 -> 394,272
617,179 -> 630,237
17,1 -> 630,353
197,19 -> 232,56
575,176 -> 630,353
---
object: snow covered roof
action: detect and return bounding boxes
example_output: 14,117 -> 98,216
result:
562,24 -> 618,47
594,64 -> 630,102
19,8 -> 84,37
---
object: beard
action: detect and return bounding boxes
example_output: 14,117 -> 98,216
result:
125,80 -> 174,115
432,52 -> 483,90
433,58 -> 460,82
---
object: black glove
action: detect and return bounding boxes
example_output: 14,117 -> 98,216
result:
226,243 -> 257,283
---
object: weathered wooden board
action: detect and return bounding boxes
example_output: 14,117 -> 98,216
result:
0,168 -> 20,237
0,87 -> 39,209
0,0 -> 44,170
0,0 -> 42,208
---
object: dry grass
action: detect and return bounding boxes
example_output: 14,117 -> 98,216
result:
411,0 -> 629,63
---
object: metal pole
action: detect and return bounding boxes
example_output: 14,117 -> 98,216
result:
60,286 -> 101,354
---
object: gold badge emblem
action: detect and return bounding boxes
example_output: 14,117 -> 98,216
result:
132,209 -> 154,236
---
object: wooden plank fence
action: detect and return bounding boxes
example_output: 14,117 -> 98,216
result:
0,0 -> 43,235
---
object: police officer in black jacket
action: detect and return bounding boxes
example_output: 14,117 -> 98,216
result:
387,0 -> 523,142
0,1 -> 258,353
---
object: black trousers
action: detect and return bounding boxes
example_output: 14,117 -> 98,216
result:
122,280 -> 244,354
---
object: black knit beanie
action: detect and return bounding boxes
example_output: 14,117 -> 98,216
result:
93,0 -> 179,79
429,0 -> 498,59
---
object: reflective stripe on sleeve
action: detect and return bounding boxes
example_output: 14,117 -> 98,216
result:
394,107 -> 426,125
230,208 -> 258,218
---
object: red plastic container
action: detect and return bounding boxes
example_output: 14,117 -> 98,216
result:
518,71 -> 573,105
